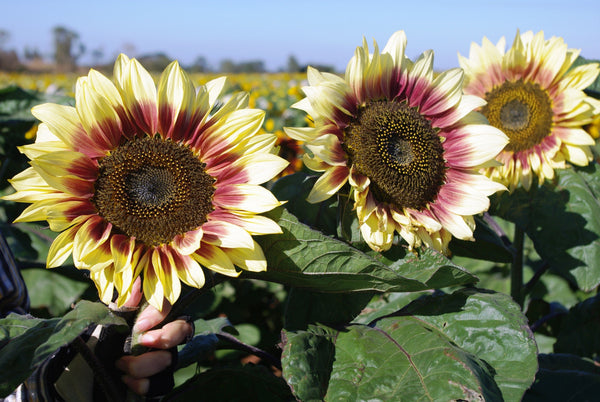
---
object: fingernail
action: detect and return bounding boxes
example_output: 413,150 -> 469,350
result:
133,318 -> 149,333
140,332 -> 157,345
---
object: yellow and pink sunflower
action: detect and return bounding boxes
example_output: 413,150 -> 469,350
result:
4,55 -> 287,310
459,30 -> 600,190
285,31 -> 508,253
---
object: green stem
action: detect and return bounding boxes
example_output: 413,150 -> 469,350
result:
511,225 -> 525,307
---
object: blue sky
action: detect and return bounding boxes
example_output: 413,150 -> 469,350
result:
2,0 -> 599,72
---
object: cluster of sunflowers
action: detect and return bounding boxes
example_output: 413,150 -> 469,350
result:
4,30 -> 598,313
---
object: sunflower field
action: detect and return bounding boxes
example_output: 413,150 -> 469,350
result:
1,30 -> 600,402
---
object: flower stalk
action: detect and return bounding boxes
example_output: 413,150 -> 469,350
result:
511,225 -> 525,307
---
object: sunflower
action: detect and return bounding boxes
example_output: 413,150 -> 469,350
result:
284,31 -> 508,253
459,30 -> 600,190
4,55 -> 288,310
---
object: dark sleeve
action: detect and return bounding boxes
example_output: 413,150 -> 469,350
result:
0,230 -> 30,317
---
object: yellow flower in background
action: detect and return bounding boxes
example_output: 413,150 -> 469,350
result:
3,55 -> 287,310
459,30 -> 600,190
285,31 -> 508,253
585,114 -> 600,140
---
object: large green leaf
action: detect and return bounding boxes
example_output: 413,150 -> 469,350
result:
491,163 -> 600,291
0,301 -> 127,397
281,319 -> 502,401
329,318 -> 501,401
280,325 -> 336,401
397,289 -> 538,402
250,208 -> 477,292
523,353 -> 600,401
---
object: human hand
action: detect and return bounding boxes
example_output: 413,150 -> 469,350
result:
114,278 -> 194,396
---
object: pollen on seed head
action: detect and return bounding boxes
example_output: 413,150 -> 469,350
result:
342,100 -> 446,211
482,80 -> 553,152
91,136 -> 216,246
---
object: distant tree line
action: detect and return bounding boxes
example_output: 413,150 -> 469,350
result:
0,26 -> 336,74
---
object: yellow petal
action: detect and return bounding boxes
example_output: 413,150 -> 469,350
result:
202,220 -> 254,249
214,183 -> 283,213
223,241 -> 268,273
47,223 -> 79,268
174,253 -> 205,289
306,166 -> 349,203
142,251 -> 165,311
192,243 -> 239,277
153,247 -> 181,305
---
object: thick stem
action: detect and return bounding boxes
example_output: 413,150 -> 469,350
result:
511,225 -> 525,307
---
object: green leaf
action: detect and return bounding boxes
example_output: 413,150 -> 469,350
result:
270,172 -> 339,236
284,288 -> 374,331
33,300 -> 128,365
553,293 -> 600,358
21,268 -> 90,316
398,289 -> 538,402
281,325 -> 337,401
326,317 -> 502,401
523,353 -> 600,401
251,208 -> 477,292
167,365 -> 294,401
491,163 -> 600,291
0,315 -> 59,397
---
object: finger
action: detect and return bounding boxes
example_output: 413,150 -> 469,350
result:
133,298 -> 172,333
122,277 -> 143,308
121,375 -> 149,396
139,319 -> 194,349
116,350 -> 173,379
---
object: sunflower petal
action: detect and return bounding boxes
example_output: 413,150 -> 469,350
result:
153,247 -> 181,305
213,183 -> 283,213
47,223 -> 78,268
223,241 -> 267,272
306,166 -> 349,204
202,220 -> 254,249
173,253 -> 205,289
192,243 -> 239,277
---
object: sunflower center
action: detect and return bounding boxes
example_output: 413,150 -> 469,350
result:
342,100 -> 446,211
482,80 -> 553,152
92,136 -> 216,246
